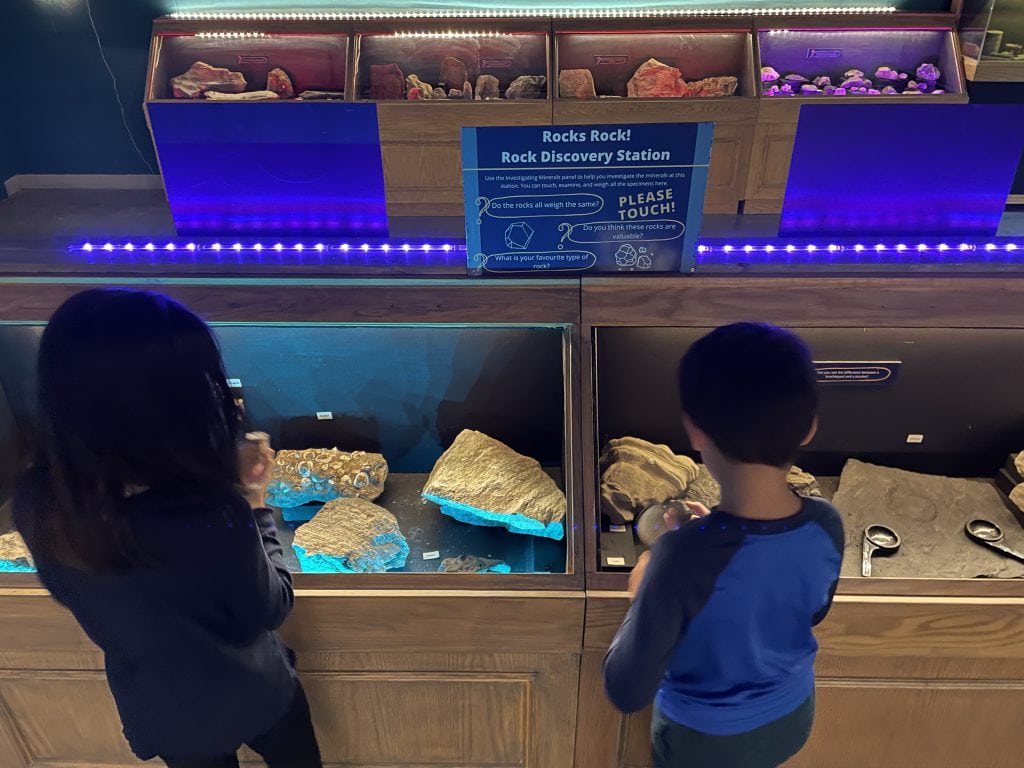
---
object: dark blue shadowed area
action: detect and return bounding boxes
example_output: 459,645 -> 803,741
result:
147,102 -> 388,238
781,104 -> 1024,238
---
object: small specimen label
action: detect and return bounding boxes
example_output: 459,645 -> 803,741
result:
606,556 -> 626,566
316,411 -> 334,420
422,551 -> 441,560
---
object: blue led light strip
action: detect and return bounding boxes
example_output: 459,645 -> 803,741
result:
71,241 -> 463,255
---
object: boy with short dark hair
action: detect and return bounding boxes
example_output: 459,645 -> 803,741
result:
603,322 -> 844,768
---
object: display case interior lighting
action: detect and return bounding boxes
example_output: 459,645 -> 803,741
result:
168,7 -> 897,22
697,240 -> 1024,264
388,31 -> 507,39
194,31 -> 269,39
70,241 -> 464,263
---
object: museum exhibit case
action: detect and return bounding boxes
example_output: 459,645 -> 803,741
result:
576,276 -> 1024,768
149,3 -> 967,219
0,278 -> 584,768
960,0 -> 1024,81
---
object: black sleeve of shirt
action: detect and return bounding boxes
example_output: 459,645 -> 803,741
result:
602,521 -> 742,713
810,502 -> 845,626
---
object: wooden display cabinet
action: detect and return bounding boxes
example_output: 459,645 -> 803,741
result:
351,23 -> 552,218
0,277 -> 584,768
552,25 -> 757,215
960,0 -> 1024,81
577,275 -> 1024,768
745,25 -> 968,213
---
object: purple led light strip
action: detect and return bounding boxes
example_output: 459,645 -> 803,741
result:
71,241 -> 462,255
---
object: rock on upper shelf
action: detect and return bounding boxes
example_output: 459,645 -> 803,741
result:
292,497 -> 409,573
832,459 -> 1024,579
422,429 -> 566,540
266,448 -> 388,508
170,61 -> 247,98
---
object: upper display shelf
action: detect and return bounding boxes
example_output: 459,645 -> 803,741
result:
959,0 -> 1024,81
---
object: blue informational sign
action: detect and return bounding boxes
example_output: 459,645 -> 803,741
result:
462,123 -> 713,274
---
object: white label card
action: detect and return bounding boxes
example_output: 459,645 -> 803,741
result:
316,411 -> 334,421
423,551 -> 441,560
609,525 -> 627,533
227,379 -> 242,388
606,556 -> 626,566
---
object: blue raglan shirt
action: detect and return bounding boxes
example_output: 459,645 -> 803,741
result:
603,496 -> 844,735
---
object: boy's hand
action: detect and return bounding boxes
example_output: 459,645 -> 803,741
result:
628,551 -> 651,601
662,500 -> 711,531
239,432 -> 275,509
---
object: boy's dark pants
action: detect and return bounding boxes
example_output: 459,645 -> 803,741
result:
652,693 -> 814,768
162,681 -> 322,768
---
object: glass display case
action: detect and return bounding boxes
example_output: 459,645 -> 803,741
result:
0,322 -> 573,577
147,30 -> 348,102
960,0 -> 1024,81
757,28 -> 963,97
353,31 -> 549,101
554,31 -> 754,100
592,326 -> 1024,580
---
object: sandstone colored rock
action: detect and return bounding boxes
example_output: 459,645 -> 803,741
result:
1015,452 -> 1024,477
422,429 -> 566,539
504,75 -> 546,99
293,498 -> 409,573
433,87 -> 448,99
438,555 -> 510,573
833,459 -> 1024,579
204,90 -> 280,101
1011,483 -> 1024,514
559,69 -> 597,98
266,68 -> 294,98
448,88 -> 464,99
440,57 -> 469,88
683,463 -> 821,511
684,75 -> 738,97
266,448 -> 388,508
475,74 -> 500,100
0,531 -> 33,572
370,63 -> 405,100
462,80 -> 474,100
297,90 -> 344,100
170,61 -> 247,98
599,437 -> 700,524
405,74 -> 433,99
627,58 -> 686,98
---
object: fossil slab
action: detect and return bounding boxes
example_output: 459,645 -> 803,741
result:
438,555 -> 511,574
833,459 -> 1024,579
0,531 -> 33,572
293,498 -> 408,573
266,448 -> 388,508
600,437 -> 699,524
422,429 -> 566,540
204,90 -> 279,101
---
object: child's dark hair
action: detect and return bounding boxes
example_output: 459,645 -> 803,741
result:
678,322 -> 817,468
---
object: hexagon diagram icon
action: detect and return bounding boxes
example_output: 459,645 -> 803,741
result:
504,221 -> 535,250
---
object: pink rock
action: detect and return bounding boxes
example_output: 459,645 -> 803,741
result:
627,58 -> 687,98
370,63 -> 405,100
170,61 -> 246,98
684,76 -> 738,97
407,87 -> 422,100
266,68 -> 294,99
559,69 -> 597,99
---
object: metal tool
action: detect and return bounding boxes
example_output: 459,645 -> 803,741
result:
635,500 -> 693,548
861,524 -> 901,577
965,519 -> 1024,563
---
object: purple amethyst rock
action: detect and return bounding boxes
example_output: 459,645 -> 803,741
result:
875,66 -> 900,81
761,66 -> 780,82
841,77 -> 870,89
833,87 -> 847,95
824,85 -> 837,94
868,88 -> 881,95
905,80 -> 921,91
932,89 -> 945,94
916,63 -> 941,82
844,69 -> 864,78
881,85 -> 898,95
784,73 -> 809,84
801,84 -> 821,94
813,76 -> 832,88
780,83 -> 794,94
899,72 -> 909,80
856,86 -> 868,93
763,85 -> 781,95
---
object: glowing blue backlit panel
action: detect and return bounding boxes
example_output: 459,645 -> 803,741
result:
147,102 -> 388,239
781,104 -> 1024,239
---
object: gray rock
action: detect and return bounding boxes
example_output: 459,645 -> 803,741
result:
475,74 -> 500,100
505,75 -> 546,99
297,90 -> 345,100
438,555 -> 509,573
832,459 -> 1024,579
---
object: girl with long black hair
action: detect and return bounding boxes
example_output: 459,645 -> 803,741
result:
13,288 -> 322,768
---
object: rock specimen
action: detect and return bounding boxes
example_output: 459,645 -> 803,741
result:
475,74 -> 500,100
875,66 -> 900,81
599,437 -> 699,525
439,56 -> 469,88
683,464 -> 822,511
684,76 -> 738,97
171,61 -> 246,98
266,448 -> 388,508
1011,484 -> 1024,514
785,73 -> 809,84
297,90 -> 344,100
266,68 -> 294,98
422,429 -> 566,540
832,459 -> 1024,579
370,63 -> 405,100
559,69 -> 597,99
916,62 -> 941,82
505,75 -> 546,99
628,58 -> 687,98
407,87 -> 423,100
462,80 -> 474,100
761,66 -> 780,82
405,74 -> 433,99
293,498 -> 409,573
448,88 -> 464,99
438,555 -> 511,573
432,87 -> 448,100
1015,451 -> 1024,477
813,76 -> 832,88
204,90 -> 279,101
764,62 -> 944,97
0,531 -> 33,572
